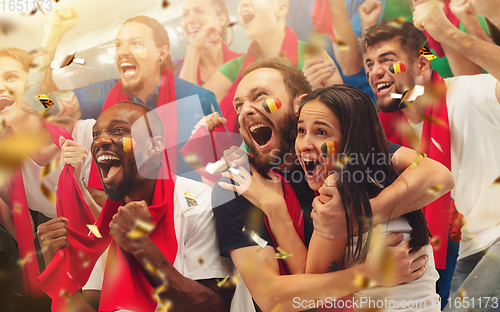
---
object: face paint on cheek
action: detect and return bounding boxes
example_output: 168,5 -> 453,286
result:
388,63 -> 406,74
136,49 -> 148,59
117,137 -> 137,153
262,98 -> 283,114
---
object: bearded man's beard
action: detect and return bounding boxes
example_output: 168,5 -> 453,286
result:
245,112 -> 297,177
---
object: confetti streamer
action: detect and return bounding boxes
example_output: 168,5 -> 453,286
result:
353,272 -> 376,288
431,138 -> 444,152
420,114 -> 446,127
51,52 -> 85,70
427,184 -> 444,196
388,63 -> 406,74
116,137 -> 136,153
183,191 -> 198,207
274,247 -> 294,260
409,152 -> 426,169
40,156 -> 59,204
153,283 -> 168,296
127,219 -> 156,239
262,98 -> 283,114
37,93 -> 54,109
217,275 -> 230,287
250,231 -> 268,248
144,259 -> 167,281
157,299 -> 173,312
418,46 -> 436,61
86,224 -> 102,238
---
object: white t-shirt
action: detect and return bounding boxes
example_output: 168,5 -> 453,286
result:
21,119 -> 95,219
83,177 -> 254,311
353,217 -> 440,311
445,74 -> 500,260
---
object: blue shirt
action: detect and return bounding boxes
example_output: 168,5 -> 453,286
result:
73,76 -> 222,181
287,0 -> 385,103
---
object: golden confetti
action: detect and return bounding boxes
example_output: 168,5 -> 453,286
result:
458,287 -> 466,302
17,252 -> 33,266
419,46 -> 436,61
333,155 -> 351,169
127,219 -> 156,239
198,255 -> 204,265
274,247 -> 294,260
241,226 -> 246,232
80,252 -> 91,268
250,231 -> 268,248
353,272 -> 376,288
183,191 -> 198,207
387,16 -> 406,29
427,184 -> 444,196
162,0 -> 169,9
217,275 -> 230,287
431,138 -> 443,153
86,224 -> 102,238
13,203 -> 21,214
144,259 -> 167,282
271,305 -> 283,312
409,152 -> 426,169
0,133 -> 47,171
228,21 -> 237,28
157,299 -> 173,312
37,93 -> 54,109
491,176 -> 500,187
420,114 -> 446,127
40,156 -> 58,204
153,283 -> 168,296
430,236 -> 441,249
335,38 -> 350,53
60,289 -> 71,300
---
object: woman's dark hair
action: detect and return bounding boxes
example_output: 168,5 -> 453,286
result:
299,84 -> 430,267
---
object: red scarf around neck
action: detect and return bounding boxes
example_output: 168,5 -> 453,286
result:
219,26 -> 299,137
88,70 -> 178,190
5,121 -> 72,298
38,149 -> 178,312
195,43 -> 243,86
378,71 -> 451,269
263,171 -> 305,275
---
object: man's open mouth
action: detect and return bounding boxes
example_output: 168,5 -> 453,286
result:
241,11 -> 255,25
249,122 -> 272,147
120,61 -> 137,78
97,154 -> 122,183
303,159 -> 322,176
376,82 -> 394,94
0,96 -> 15,112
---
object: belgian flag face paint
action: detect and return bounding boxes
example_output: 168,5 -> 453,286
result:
388,63 -> 406,74
261,98 -> 283,114
116,137 -> 136,153
320,141 -> 339,158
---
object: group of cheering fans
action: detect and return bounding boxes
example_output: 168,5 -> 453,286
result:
0,0 -> 499,311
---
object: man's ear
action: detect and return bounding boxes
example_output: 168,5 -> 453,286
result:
151,136 -> 165,154
416,55 -> 430,77
293,94 -> 308,118
159,45 -> 169,63
275,0 -> 289,20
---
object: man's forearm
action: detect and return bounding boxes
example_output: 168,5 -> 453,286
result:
371,157 -> 455,224
133,238 -> 229,312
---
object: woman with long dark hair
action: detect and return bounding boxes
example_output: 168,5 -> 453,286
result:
289,85 -> 440,310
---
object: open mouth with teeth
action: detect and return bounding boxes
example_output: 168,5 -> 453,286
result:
241,11 -> 255,25
249,122 -> 273,148
188,28 -> 200,38
0,96 -> 15,112
302,159 -> 322,177
120,61 -> 137,78
96,153 -> 123,184
376,82 -> 394,95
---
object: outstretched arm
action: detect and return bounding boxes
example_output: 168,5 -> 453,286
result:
312,146 -> 455,240
24,7 -> 82,126
414,0 -> 500,86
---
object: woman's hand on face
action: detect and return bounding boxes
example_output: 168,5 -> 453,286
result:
219,163 -> 284,216
188,19 -> 222,51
